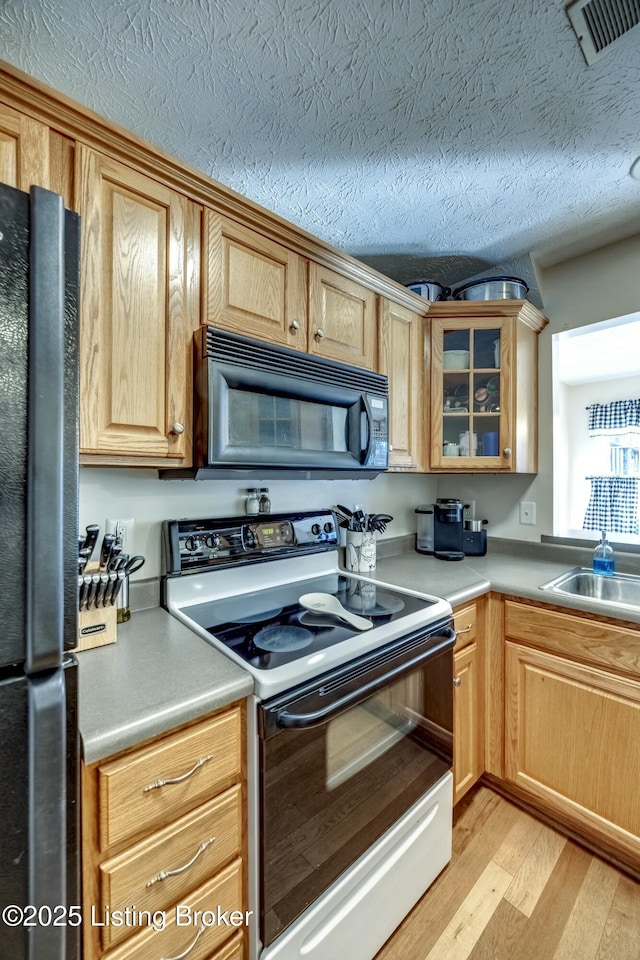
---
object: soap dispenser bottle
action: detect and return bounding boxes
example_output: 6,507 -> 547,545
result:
592,530 -> 615,576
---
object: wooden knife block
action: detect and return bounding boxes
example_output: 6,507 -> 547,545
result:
73,561 -> 118,652
74,604 -> 117,652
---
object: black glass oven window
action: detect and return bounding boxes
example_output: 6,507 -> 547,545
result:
260,647 -> 453,946
227,386 -> 347,452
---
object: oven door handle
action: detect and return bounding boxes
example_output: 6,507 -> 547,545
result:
274,628 -> 455,729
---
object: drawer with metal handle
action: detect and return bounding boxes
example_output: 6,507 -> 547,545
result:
97,706 -> 242,850
99,859 -> 244,960
453,602 -> 478,651
99,785 -> 242,949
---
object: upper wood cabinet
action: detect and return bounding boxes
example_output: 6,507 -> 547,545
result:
203,216 -> 379,370
309,263 -> 377,369
203,211 -> 308,348
77,146 -> 200,464
377,299 -> 425,470
0,103 -> 49,190
428,300 -> 547,473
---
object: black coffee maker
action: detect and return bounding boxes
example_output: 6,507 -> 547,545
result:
433,498 -> 465,561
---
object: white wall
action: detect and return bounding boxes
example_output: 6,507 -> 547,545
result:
437,232 -> 640,542
79,468 -> 437,580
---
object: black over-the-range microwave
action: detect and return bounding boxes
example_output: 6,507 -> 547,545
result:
163,326 -> 389,480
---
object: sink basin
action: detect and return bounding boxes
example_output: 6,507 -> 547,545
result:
540,567 -> 640,611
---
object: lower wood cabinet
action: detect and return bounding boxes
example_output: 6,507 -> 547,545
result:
82,703 -> 247,960
452,601 -> 484,804
501,599 -> 640,873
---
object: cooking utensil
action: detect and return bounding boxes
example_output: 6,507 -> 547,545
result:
299,593 -> 373,631
351,508 -> 366,532
405,279 -> 450,301
332,506 -> 353,529
452,276 -> 528,301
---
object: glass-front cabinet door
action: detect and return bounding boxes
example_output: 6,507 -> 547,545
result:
430,316 -> 512,470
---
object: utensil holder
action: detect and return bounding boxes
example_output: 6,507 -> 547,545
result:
345,531 -> 376,572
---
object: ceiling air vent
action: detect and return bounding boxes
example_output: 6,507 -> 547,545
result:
566,0 -> 640,64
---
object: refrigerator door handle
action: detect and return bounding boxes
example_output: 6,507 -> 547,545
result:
28,669 -> 67,960
26,187 -> 66,673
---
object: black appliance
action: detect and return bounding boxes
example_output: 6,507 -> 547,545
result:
163,326 -> 389,479
0,183 -> 80,960
433,498 -> 465,560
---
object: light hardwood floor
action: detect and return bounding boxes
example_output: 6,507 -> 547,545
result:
376,786 -> 640,960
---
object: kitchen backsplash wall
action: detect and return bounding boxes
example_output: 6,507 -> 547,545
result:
79,468 -> 439,580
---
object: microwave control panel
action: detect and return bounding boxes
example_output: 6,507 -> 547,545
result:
162,510 -> 339,575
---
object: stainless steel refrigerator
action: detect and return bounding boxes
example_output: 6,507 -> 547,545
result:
0,183 -> 80,960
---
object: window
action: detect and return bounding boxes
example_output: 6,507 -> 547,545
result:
552,313 -> 640,545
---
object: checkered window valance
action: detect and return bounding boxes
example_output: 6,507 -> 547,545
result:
587,399 -> 640,436
583,476 -> 639,534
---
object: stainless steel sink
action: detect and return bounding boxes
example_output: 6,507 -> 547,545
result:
540,566 -> 640,611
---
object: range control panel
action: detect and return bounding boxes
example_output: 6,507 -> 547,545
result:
162,510 -> 338,575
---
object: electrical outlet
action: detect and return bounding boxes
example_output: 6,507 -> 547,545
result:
463,501 -> 476,522
519,501 -> 536,525
106,517 -> 135,551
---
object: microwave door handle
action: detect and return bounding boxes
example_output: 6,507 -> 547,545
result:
361,397 -> 373,464
275,628 -> 455,730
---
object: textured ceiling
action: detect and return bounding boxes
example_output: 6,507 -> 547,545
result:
2,0 -> 640,294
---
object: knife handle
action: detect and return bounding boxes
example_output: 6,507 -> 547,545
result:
99,534 -> 116,571
83,524 -> 100,560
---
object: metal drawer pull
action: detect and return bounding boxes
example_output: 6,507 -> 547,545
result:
161,923 -> 205,960
146,837 -> 216,887
453,677 -> 462,687
456,624 -> 472,635
143,755 -> 214,793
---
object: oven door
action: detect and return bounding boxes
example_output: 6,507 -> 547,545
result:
258,621 -> 454,948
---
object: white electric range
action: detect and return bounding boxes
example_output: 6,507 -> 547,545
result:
162,510 -> 455,960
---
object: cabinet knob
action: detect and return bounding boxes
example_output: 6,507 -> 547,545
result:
315,328 -> 325,340
289,319 -> 300,332
453,677 -> 462,687
389,443 -> 394,452
503,447 -> 512,457
171,422 -> 185,435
